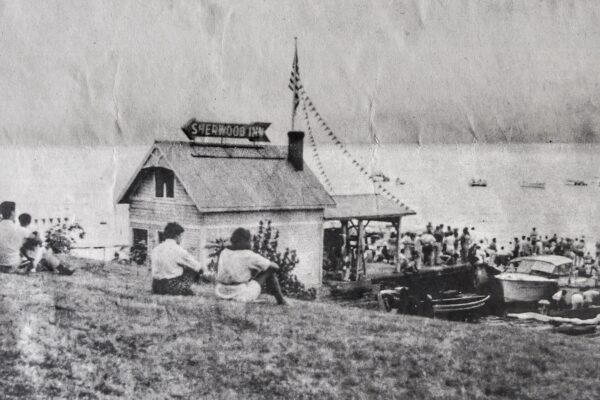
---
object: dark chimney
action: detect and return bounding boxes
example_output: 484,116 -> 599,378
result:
287,131 -> 304,171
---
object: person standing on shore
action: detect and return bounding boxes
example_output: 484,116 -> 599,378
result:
512,238 -> 520,258
459,228 -> 471,263
530,227 -> 538,246
420,229 -> 436,266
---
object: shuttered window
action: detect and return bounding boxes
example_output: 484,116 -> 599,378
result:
155,168 -> 174,198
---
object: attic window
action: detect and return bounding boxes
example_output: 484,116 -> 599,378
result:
155,168 -> 174,198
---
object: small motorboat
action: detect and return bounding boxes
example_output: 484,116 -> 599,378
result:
395,177 -> 405,186
520,181 -> 545,189
469,178 -> 487,187
566,179 -> 588,186
495,255 -> 573,303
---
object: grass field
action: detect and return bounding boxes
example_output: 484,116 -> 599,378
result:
1,258 -> 599,399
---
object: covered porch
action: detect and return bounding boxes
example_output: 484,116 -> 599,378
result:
323,194 -> 416,282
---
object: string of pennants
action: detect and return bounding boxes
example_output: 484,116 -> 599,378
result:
301,98 -> 335,194
298,87 -> 405,207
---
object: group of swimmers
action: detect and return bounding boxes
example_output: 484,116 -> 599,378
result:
0,201 -> 73,275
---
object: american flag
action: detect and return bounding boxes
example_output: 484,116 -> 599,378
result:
288,38 -> 302,129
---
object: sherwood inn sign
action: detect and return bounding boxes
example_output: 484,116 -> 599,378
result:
182,119 -> 271,142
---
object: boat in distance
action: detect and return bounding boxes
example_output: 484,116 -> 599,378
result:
520,181 -> 545,189
494,255 -> 573,303
469,178 -> 487,187
565,179 -> 587,186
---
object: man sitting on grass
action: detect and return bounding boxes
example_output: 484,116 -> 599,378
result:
151,222 -> 205,296
214,227 -> 287,305
0,201 -> 29,273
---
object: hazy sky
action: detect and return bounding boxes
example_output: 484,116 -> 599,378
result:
2,0 -> 600,145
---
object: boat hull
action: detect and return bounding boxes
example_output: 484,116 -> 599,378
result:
495,274 -> 558,303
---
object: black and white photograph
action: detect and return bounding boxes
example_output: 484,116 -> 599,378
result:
1,1 -> 600,398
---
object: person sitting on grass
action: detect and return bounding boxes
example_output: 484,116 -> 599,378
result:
151,222 -> 205,296
17,213 -> 43,273
17,212 -> 75,275
215,227 -> 287,305
0,201 -> 30,273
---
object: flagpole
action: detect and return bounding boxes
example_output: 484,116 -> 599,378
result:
291,37 -> 298,131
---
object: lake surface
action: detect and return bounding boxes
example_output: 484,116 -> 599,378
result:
310,143 -> 600,250
1,143 -> 599,257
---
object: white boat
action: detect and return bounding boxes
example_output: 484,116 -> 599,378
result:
520,181 -> 545,189
495,255 -> 572,303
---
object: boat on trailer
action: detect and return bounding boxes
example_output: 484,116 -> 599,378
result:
494,255 -> 572,303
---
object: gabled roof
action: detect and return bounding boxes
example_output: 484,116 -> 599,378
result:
117,141 -> 335,213
324,194 -> 416,221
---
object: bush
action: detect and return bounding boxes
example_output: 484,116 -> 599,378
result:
44,222 -> 85,254
130,240 -> 148,265
206,220 -> 316,300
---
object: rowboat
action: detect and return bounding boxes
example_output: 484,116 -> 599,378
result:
377,287 -> 489,319
431,295 -> 490,317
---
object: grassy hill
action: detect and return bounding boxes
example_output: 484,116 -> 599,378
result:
0,258 -> 599,399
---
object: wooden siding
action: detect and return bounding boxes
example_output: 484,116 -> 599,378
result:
129,200 -> 203,226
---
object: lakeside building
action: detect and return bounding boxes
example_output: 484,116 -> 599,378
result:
117,131 -> 334,287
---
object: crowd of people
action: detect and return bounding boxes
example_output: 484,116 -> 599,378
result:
371,222 -> 600,276
0,201 -> 73,275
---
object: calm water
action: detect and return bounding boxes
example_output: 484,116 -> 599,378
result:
1,143 -> 599,257
311,143 -> 600,250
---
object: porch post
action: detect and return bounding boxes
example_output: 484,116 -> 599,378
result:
357,219 -> 365,280
395,217 -> 402,273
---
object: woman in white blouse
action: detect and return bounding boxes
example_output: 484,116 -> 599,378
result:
215,228 -> 287,305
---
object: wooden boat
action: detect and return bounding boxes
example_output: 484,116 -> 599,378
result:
520,181 -> 545,189
377,287 -> 489,319
495,255 -> 572,303
431,295 -> 490,317
469,178 -> 487,187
